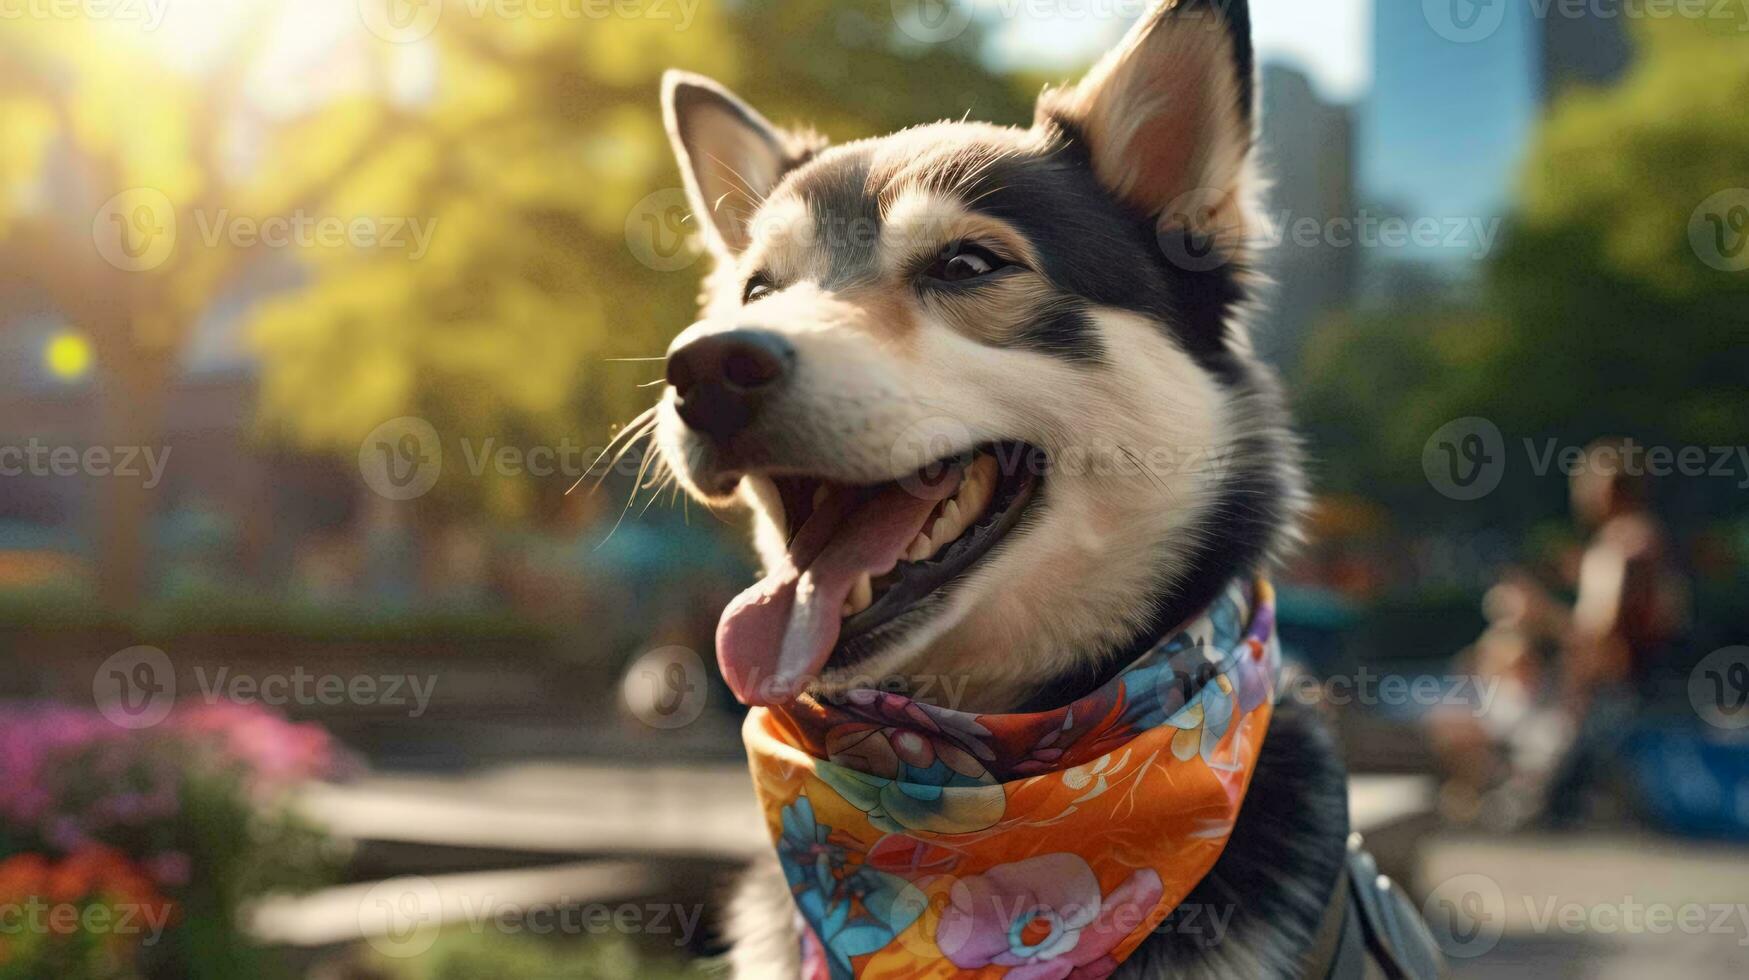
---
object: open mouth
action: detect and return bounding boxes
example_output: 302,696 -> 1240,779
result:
715,442 -> 1043,706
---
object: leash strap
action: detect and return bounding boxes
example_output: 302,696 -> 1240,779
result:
1313,833 -> 1445,980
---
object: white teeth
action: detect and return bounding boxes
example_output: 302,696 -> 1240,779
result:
957,455 -> 996,522
907,533 -> 932,562
899,453 -> 1002,566
842,573 -> 874,617
835,453 -> 1009,619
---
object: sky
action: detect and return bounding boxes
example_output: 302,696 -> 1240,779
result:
983,0 -> 1373,104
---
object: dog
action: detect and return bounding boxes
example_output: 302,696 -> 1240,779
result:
647,2 -> 1441,976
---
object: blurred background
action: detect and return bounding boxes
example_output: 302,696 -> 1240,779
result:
1,0 -> 1747,976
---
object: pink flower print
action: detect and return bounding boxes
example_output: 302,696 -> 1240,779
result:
936,853 -> 1165,979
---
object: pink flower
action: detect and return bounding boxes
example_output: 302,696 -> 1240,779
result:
171,701 -> 338,786
936,854 -> 1164,979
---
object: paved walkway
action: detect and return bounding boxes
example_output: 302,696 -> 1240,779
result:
1422,833 -> 1749,978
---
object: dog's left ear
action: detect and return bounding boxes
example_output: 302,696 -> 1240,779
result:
1038,0 -> 1257,249
662,71 -> 820,256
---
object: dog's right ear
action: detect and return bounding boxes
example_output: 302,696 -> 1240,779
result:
1036,0 -> 1258,252
662,71 -> 816,256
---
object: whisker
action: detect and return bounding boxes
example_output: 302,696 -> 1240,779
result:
588,420 -> 658,497
638,468 -> 678,518
597,436 -> 662,549
568,404 -> 659,495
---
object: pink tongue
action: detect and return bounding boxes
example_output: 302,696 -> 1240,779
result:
717,472 -> 961,706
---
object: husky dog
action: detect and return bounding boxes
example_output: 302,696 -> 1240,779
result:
649,2 -> 1434,977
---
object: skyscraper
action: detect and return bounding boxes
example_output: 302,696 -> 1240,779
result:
1358,1 -> 1632,298
1256,64 -> 1356,368
1362,0 -> 1540,240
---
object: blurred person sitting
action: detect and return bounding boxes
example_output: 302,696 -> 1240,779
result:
1427,568 -> 1567,827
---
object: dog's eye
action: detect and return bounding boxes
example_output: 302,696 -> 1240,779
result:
743,274 -> 776,304
923,242 -> 1009,284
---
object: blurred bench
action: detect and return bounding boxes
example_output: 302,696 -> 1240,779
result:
253,764 -> 1435,950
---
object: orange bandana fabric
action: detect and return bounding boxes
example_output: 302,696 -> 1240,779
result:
743,580 -> 1280,979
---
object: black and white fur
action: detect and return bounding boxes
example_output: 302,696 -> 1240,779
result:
652,2 -> 1349,975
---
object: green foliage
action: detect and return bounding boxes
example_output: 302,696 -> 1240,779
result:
1294,305 -> 1501,503
1494,19 -> 1749,447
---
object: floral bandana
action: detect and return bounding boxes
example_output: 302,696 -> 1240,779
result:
742,579 -> 1280,979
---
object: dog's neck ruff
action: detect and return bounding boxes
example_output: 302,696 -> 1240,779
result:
742,579 -> 1280,979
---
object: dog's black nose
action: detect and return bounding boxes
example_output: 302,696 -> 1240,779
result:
665,329 -> 794,443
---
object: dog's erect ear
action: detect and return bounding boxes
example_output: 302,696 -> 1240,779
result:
1038,0 -> 1257,246
663,71 -> 815,255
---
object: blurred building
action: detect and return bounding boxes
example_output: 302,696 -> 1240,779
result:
0,314 -> 361,598
1256,63 -> 1357,369
1358,2 -> 1631,304
1540,9 -> 1633,96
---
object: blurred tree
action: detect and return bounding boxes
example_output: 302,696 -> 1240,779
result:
247,0 -> 1036,523
0,13 -> 306,611
1487,15 -> 1749,447
0,2 -> 1035,609
1294,15 -> 1749,532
